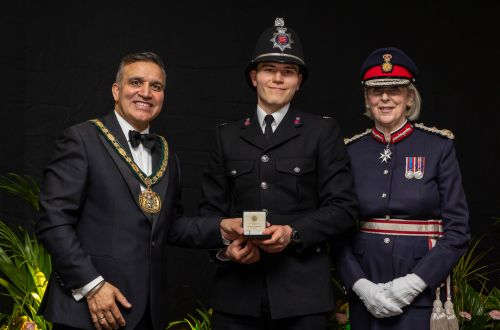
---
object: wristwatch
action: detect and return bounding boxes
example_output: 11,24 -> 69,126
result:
290,226 -> 301,244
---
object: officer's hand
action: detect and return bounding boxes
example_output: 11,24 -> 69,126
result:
87,281 -> 132,330
224,237 -> 260,264
220,218 -> 243,241
384,273 -> 427,308
352,278 -> 403,318
252,225 -> 292,253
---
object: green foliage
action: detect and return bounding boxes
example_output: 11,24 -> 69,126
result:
452,238 -> 500,329
0,173 -> 40,212
166,308 -> 212,330
0,174 -> 51,329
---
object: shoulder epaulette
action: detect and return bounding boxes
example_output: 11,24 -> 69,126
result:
414,123 -> 454,140
344,129 -> 371,145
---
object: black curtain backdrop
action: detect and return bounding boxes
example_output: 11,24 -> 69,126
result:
1,0 -> 499,320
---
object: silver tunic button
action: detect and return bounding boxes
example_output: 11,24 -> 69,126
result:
383,169 -> 389,175
384,237 -> 391,244
230,169 -> 237,176
381,193 -> 387,198
316,246 -> 322,253
261,155 -> 270,163
385,215 -> 391,220
293,167 -> 301,173
260,182 -> 268,190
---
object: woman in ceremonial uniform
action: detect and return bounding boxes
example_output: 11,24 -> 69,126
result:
336,47 -> 470,329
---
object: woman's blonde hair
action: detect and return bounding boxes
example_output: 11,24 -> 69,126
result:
363,83 -> 421,121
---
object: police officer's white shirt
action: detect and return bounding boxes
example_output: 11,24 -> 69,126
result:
71,110 -> 152,301
257,104 -> 290,133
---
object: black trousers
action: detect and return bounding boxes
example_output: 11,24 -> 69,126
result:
212,311 -> 327,330
53,304 -> 153,330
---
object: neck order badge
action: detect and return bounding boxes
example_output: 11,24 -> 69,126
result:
90,119 -> 169,214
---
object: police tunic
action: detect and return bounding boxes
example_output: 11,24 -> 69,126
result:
200,108 -> 358,319
337,122 -> 470,329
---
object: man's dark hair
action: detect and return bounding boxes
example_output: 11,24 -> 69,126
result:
115,51 -> 166,84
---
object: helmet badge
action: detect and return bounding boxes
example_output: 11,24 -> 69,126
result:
381,53 -> 393,73
270,17 -> 294,52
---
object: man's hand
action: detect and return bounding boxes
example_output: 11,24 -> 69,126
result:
87,282 -> 132,330
224,237 -> 260,264
252,225 -> 292,253
220,218 -> 243,241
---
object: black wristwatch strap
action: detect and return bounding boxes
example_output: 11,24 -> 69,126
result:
290,227 -> 301,244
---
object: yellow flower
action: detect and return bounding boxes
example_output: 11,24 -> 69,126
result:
20,320 -> 38,330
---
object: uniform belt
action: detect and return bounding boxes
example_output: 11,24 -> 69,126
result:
359,218 -> 443,238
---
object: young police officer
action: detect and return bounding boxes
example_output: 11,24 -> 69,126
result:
199,18 -> 359,329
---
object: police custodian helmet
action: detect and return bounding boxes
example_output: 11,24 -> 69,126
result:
360,47 -> 418,87
245,17 -> 308,89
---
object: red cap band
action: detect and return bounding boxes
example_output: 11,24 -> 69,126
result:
363,65 -> 414,81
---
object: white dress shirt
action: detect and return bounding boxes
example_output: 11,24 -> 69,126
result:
256,104 -> 290,133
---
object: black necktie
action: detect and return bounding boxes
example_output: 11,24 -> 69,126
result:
264,115 -> 274,142
128,130 -> 157,150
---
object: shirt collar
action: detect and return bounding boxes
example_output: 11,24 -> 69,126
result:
114,111 -> 150,141
256,104 -> 290,129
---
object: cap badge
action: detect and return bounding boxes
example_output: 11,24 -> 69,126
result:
270,17 -> 294,52
381,53 -> 393,73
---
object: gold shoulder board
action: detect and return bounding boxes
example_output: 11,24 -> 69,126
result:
344,129 -> 371,145
414,123 -> 455,140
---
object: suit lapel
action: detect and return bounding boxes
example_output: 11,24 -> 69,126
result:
240,113 -> 266,150
264,108 -> 302,151
150,140 -> 169,233
99,113 -> 147,218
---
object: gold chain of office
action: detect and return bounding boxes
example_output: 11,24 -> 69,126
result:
90,119 -> 169,214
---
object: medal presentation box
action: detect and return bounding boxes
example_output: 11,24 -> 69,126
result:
243,211 -> 271,239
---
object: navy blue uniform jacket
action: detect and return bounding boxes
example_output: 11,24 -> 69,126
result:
337,124 -> 470,308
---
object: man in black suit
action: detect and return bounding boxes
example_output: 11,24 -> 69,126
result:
36,52 -> 240,330
199,18 -> 359,329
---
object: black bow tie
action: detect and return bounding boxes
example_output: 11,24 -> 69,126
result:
128,130 -> 157,150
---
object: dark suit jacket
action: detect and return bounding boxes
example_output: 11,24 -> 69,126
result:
199,108 -> 358,319
36,112 -> 222,329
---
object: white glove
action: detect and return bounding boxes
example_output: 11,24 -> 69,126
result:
352,278 -> 403,318
384,273 -> 427,308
